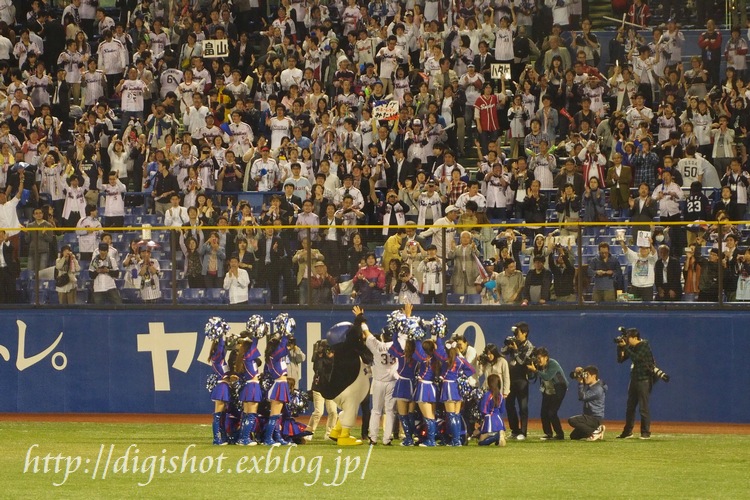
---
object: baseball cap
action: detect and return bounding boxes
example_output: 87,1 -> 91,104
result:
98,243 -> 109,251
314,261 -> 325,267
446,205 -> 461,213
412,119 -> 422,126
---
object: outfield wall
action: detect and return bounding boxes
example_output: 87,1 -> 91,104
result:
0,309 -> 747,423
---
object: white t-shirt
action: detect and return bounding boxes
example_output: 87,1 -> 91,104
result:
120,79 -> 146,112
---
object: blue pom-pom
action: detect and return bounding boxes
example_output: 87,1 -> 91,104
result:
272,313 -> 296,337
288,389 -> 311,417
205,316 -> 230,341
484,280 -> 497,290
406,317 -> 426,340
458,375 -> 472,400
427,313 -> 448,338
246,315 -> 268,339
260,168 -> 268,176
206,374 -> 219,392
326,321 -> 352,345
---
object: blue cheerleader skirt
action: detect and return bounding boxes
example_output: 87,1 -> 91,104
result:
393,378 -> 415,401
415,380 -> 437,403
239,380 -> 263,402
211,380 -> 230,402
440,380 -> 460,402
481,413 -> 506,434
281,417 -> 311,438
268,379 -> 290,402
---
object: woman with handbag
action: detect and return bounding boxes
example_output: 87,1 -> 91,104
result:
55,244 -> 80,304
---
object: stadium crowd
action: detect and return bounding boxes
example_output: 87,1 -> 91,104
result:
0,0 -> 749,305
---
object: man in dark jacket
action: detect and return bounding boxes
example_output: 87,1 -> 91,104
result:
0,230 -> 20,304
654,244 -> 683,301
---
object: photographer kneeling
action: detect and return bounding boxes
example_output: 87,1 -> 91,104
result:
527,347 -> 568,441
568,366 -> 607,441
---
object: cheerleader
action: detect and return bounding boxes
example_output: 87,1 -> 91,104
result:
388,307 -> 419,446
234,319 -> 265,446
262,314 -> 294,446
478,374 -> 507,446
208,336 -> 231,445
413,325 -> 443,447
437,336 -> 476,446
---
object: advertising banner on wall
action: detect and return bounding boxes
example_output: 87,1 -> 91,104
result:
0,309 -> 747,422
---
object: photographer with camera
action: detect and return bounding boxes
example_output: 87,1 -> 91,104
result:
307,339 -> 338,441
500,322 -> 535,440
527,347 -> 568,440
568,366 -> 607,441
615,327 -> 661,439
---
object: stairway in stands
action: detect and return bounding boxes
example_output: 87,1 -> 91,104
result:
588,0 -> 616,30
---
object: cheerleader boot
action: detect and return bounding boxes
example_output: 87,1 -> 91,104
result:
328,418 -> 343,441
273,426 -> 291,446
398,415 -> 414,446
337,427 -> 363,446
262,415 -> 280,446
238,413 -> 258,446
449,413 -> 462,447
408,412 -> 419,445
212,412 -> 227,446
419,419 -> 437,447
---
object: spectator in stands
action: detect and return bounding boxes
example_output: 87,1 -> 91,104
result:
698,20 -> 722,86
629,183 -> 658,222
523,255 -> 553,305
554,158 -> 585,198
720,159 -> 749,221
256,227 -> 285,304
180,235 -> 203,289
122,240 -> 143,290
200,231 -> 226,289
0,229 -> 19,303
449,231 -> 481,295
90,242 -> 121,305
548,244 -> 577,302
98,170 -> 126,228
620,237 -> 657,301
164,193 -> 189,227
721,234 -> 741,301
26,206 -> 54,272
588,242 -> 621,302
293,238 -> 324,305
417,244 -> 443,304
353,252 -> 385,304
655,244 -> 683,301
420,204 -> 460,259
606,153 -> 632,217
138,246 -> 162,304
310,261 -> 337,305
75,204 -> 101,262
496,257 -> 525,305
224,254 -> 250,305
654,168 -> 685,256
152,159 -> 179,216
521,179 -> 548,227
55,244 -> 80,305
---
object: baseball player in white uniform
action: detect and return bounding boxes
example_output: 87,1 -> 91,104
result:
365,328 -> 398,445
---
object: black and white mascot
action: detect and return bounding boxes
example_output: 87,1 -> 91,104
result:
319,306 -> 374,446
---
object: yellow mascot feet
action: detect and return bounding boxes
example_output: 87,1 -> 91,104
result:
337,428 -> 362,446
328,420 -> 342,441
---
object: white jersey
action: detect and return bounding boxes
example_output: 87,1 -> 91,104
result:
159,69 -> 183,98
376,46 -> 402,79
365,335 -> 397,382
97,39 -> 127,75
269,116 -> 293,149
120,79 -> 146,112
676,156 -> 709,186
81,70 -> 106,107
177,81 -> 201,112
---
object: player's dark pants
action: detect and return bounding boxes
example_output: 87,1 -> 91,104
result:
541,387 -> 567,438
506,378 -> 529,436
568,414 -> 602,440
360,395 -> 371,439
623,377 -> 652,435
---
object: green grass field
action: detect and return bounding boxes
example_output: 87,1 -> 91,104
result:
3,422 -> 749,499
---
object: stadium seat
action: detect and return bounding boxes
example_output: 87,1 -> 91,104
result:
463,294 -> 482,304
178,289 -> 205,304
161,289 -> 173,303
334,294 -> 357,305
204,288 -> 228,304
374,246 -> 385,260
248,288 -> 270,304
120,289 -> 140,304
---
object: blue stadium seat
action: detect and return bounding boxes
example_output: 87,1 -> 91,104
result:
374,246 -> 385,260
338,274 -> 351,282
248,288 -> 270,304
161,289 -> 173,303
204,289 -> 228,304
159,270 -> 173,283
120,289 -> 140,304
463,294 -> 482,304
178,289 -> 205,304
334,294 -> 357,305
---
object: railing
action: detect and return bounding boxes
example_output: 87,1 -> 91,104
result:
4,217 -> 748,308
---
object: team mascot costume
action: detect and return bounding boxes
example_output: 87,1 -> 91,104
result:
320,307 -> 374,446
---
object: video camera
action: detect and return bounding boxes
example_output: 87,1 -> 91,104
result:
569,367 -> 589,380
